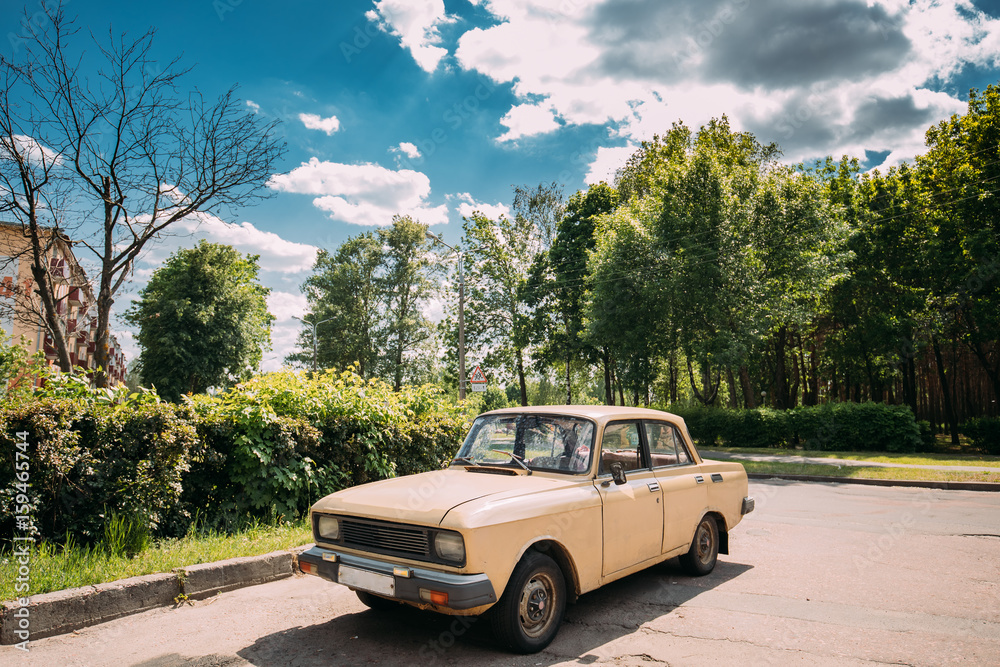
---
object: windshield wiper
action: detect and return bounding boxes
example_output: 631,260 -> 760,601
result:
452,456 -> 480,467
490,449 -> 532,475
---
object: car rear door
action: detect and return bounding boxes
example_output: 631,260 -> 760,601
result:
646,420 -> 706,552
595,420 -> 664,576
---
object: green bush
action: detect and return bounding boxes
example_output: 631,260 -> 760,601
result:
962,418 -> 1000,455
661,402 -> 921,453
0,398 -> 197,544
479,386 -> 511,414
1,369 -> 470,545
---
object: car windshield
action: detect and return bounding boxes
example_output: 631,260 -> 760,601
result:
454,414 -> 596,474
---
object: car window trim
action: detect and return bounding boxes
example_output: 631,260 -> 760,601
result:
597,418 -> 649,476
643,420 -> 696,469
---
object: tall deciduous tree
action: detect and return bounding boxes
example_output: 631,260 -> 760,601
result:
296,234 -> 385,375
381,215 -> 435,391
125,241 -> 273,401
461,211 -> 537,405
294,216 -> 435,390
524,183 -> 618,403
0,4 -> 283,385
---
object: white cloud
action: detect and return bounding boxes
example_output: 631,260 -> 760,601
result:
263,316 -> 307,373
452,0 -> 1000,173
246,100 -> 261,113
584,145 -> 635,185
299,112 -> 341,135
496,103 -> 561,143
136,211 -> 318,274
394,141 -> 421,159
267,290 -> 309,322
367,0 -> 452,73
453,192 -> 510,220
268,157 -> 448,226
1,134 -> 63,168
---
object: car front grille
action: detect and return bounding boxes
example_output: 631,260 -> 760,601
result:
340,518 -> 431,559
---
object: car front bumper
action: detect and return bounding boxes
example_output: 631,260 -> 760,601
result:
298,546 -> 497,610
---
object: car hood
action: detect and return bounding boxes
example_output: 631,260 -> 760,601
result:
311,467 -> 575,526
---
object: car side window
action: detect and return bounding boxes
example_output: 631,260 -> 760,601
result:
645,421 -> 693,467
599,421 -> 643,475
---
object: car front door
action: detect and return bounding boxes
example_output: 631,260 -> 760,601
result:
595,420 -> 664,576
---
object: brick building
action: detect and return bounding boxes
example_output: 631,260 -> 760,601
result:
0,221 -> 126,384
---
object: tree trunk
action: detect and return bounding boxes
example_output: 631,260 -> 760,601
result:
687,358 -> 720,406
931,335 -> 960,447
565,351 -> 571,405
516,348 -> 528,406
602,347 -> 613,405
726,367 -> 739,408
739,365 -> 756,408
773,325 -> 789,409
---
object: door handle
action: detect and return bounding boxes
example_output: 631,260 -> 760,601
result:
647,482 -> 660,492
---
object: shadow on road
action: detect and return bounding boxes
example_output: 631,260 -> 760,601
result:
234,558 -> 753,666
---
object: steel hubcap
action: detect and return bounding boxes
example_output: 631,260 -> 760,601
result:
519,575 -> 554,636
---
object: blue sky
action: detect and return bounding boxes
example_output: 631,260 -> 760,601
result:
3,0 -> 1000,370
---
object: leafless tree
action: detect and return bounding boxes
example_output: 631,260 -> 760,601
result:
0,2 -> 284,385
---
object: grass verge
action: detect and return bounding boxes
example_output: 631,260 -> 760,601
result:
704,446 -> 1000,467
741,460 -> 1000,483
0,519 -> 312,602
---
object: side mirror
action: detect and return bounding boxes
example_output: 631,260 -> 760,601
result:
609,461 -> 627,486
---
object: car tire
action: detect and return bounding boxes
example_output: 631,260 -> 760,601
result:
489,550 -> 566,653
356,590 -> 400,611
680,515 -> 719,576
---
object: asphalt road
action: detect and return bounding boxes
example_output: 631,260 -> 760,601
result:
6,480 -> 1000,666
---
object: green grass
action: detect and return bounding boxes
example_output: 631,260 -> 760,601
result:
0,519 -> 312,602
741,460 -> 1000,483
703,446 -> 1000,467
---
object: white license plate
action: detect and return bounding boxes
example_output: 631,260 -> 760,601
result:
338,565 -> 396,596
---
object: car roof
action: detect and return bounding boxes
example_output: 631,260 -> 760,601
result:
482,404 -> 684,423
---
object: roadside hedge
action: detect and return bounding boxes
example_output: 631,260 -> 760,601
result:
663,402 -> 923,453
961,418 -> 1000,455
0,370 -> 469,545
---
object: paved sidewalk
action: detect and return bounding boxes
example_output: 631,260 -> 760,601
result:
700,449 -> 1000,473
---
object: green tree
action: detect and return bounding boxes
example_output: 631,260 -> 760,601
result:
460,211 -> 538,405
524,183 -> 618,403
381,215 -> 436,391
294,216 -> 436,390
295,234 -> 385,375
916,85 -> 1000,408
126,241 -> 273,401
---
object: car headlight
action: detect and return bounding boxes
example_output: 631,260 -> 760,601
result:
317,515 -> 340,541
434,532 -> 465,563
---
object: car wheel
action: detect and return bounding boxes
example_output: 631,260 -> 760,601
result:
680,515 -> 719,576
356,590 -> 400,611
489,550 -> 566,653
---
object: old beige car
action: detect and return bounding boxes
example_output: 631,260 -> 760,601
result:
299,405 -> 754,653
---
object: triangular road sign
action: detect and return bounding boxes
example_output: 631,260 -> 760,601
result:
469,366 -> 487,383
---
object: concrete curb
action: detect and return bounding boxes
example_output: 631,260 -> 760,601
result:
748,472 -> 1000,492
0,572 -> 179,645
0,546 -> 312,645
